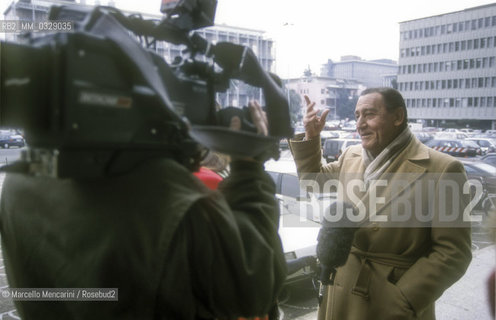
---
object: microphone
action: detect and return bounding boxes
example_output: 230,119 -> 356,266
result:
317,201 -> 358,286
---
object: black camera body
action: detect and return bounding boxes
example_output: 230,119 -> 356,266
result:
0,2 -> 293,179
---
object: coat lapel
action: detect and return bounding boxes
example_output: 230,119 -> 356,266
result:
358,138 -> 429,218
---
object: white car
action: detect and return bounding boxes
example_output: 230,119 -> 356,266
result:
466,138 -> 496,154
265,157 -> 337,284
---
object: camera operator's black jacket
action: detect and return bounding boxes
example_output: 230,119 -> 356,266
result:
0,157 -> 286,319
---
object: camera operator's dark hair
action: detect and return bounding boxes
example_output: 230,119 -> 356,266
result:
361,87 -> 408,130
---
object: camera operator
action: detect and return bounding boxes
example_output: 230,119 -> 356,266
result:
0,101 -> 286,319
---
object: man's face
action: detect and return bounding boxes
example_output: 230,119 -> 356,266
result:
354,93 -> 403,157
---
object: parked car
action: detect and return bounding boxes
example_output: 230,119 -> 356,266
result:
341,131 -> 361,139
434,132 -> 469,140
465,138 -> 496,154
462,160 -> 496,193
279,138 -> 289,149
323,138 -> 361,162
413,131 -> 434,144
320,130 -> 340,145
0,134 -> 25,148
425,139 -> 480,157
481,153 -> 496,167
460,160 -> 496,212
265,159 -> 328,285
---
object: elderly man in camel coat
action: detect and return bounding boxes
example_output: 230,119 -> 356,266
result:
290,88 -> 472,320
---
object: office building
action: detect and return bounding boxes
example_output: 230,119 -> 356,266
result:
321,56 -> 398,88
397,3 -> 496,129
286,75 -> 364,120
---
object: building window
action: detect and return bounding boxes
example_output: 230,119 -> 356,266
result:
476,58 -> 482,68
456,98 -> 461,107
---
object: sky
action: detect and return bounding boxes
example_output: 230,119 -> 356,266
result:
2,0 -> 496,77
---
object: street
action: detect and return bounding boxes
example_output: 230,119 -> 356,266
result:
0,148 -> 22,166
0,148 -> 493,319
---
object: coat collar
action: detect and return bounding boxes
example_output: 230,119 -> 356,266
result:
353,137 -> 431,219
349,136 -> 429,161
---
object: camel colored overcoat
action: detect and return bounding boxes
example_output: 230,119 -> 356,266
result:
290,135 -> 472,320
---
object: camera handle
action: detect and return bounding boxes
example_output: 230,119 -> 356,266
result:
211,42 -> 293,138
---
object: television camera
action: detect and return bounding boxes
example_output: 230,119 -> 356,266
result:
0,0 -> 293,179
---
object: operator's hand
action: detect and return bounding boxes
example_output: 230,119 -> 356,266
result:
229,100 -> 268,136
248,100 -> 268,136
230,100 -> 268,162
303,95 -> 329,140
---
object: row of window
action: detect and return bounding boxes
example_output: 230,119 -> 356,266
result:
406,96 -> 496,108
401,15 -> 496,40
399,56 -> 496,74
398,77 -> 496,91
400,37 -> 496,58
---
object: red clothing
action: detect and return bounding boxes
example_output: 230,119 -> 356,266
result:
194,167 -> 223,190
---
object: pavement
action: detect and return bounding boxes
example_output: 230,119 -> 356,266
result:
436,244 -> 495,320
